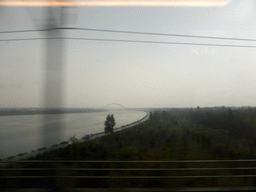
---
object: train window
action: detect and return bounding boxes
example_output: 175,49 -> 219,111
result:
1,0 -> 256,191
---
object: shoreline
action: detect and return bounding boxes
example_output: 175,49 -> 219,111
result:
1,111 -> 149,162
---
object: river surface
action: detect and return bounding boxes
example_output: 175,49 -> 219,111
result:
0,110 -> 146,159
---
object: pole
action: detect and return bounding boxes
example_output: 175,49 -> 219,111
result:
43,7 -> 65,191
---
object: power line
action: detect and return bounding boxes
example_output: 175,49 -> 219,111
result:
1,27 -> 256,42
0,29 -> 51,34
68,27 -> 256,42
1,37 -> 256,49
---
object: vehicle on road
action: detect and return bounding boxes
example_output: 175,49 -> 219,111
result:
82,134 -> 91,140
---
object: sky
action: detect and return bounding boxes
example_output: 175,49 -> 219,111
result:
0,0 -> 256,109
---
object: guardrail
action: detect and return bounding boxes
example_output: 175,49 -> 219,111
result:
2,159 -> 256,191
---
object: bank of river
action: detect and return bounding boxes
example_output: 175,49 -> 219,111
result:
0,110 -> 147,160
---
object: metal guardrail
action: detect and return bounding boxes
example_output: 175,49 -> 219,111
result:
1,159 -> 256,191
2,188 -> 256,192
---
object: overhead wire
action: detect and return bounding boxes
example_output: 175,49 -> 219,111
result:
0,27 -> 256,42
1,37 -> 256,48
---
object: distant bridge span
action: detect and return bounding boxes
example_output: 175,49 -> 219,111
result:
103,103 -> 126,110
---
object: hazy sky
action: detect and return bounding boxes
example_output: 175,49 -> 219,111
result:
0,0 -> 256,108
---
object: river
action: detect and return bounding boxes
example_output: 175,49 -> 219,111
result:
0,110 -> 147,159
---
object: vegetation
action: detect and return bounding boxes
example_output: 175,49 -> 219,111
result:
69,135 -> 78,144
2,106 -> 256,188
6,156 -> 15,160
104,114 -> 116,134
36,147 -> 47,151
17,153 -> 27,157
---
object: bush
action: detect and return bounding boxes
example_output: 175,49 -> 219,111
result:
212,145 -> 225,159
111,146 -> 139,160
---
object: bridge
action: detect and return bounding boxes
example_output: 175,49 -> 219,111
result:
102,103 -> 154,112
102,103 -> 155,113
103,103 -> 126,110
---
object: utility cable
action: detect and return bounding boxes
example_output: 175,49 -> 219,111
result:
0,27 -> 256,42
1,37 -> 256,49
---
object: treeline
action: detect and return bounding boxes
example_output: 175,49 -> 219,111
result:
150,106 -> 256,139
149,106 -> 256,158
189,106 -> 256,139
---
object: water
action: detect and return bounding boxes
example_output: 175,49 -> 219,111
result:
0,110 -> 146,159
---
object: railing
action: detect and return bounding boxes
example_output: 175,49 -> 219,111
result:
1,159 -> 256,191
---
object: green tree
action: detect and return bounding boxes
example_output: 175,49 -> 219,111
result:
149,112 -> 153,121
104,114 -> 116,134
162,110 -> 169,120
69,135 -> 78,144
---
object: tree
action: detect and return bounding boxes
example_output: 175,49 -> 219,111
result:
69,135 -> 78,144
68,135 -> 79,145
149,112 -> 153,121
162,110 -> 170,120
104,114 -> 116,134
